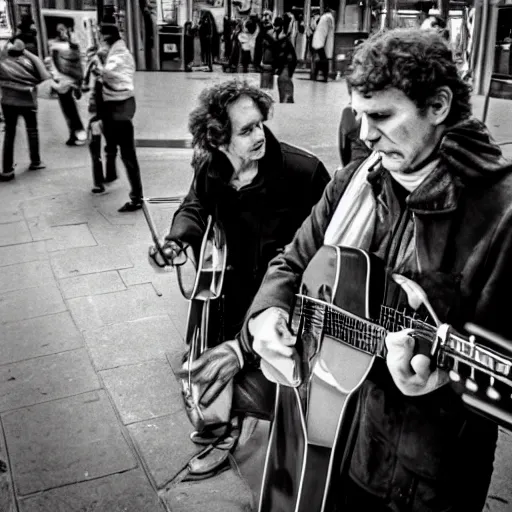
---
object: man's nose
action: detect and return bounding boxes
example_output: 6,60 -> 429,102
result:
254,123 -> 265,141
359,115 -> 379,145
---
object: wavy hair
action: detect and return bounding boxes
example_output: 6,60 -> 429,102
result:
347,28 -> 471,126
189,79 -> 274,170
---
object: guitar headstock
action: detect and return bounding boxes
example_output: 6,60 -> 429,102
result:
443,323 -> 512,430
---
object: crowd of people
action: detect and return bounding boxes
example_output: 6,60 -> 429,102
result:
0,18 -> 143,212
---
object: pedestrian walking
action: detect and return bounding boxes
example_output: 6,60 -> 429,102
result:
0,38 -> 50,181
47,24 -> 87,146
83,44 -> 118,194
311,5 -> 336,82
95,23 -> 143,212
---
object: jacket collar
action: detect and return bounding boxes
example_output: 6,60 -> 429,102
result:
368,117 -> 511,215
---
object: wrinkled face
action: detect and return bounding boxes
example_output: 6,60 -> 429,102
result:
352,88 -> 441,173
224,96 -> 266,165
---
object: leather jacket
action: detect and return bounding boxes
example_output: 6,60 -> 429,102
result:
166,126 -> 330,340
242,118 -> 512,511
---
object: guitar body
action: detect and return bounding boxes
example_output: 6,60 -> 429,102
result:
259,246 -> 385,512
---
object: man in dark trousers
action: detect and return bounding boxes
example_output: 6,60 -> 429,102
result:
149,79 -> 330,476
0,38 -> 50,180
94,23 -> 144,212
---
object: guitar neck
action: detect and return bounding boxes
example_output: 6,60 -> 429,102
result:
297,295 -> 512,385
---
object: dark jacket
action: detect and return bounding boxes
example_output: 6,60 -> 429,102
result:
166,126 -> 330,340
242,118 -> 512,511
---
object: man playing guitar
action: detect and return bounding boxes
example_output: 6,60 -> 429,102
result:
149,79 -> 330,476
243,29 -> 512,511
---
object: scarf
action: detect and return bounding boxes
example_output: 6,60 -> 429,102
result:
324,152 -> 381,248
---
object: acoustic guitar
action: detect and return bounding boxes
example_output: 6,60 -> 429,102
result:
259,245 -> 512,512
142,197 -> 229,429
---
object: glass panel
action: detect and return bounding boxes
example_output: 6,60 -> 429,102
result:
495,7 -> 512,77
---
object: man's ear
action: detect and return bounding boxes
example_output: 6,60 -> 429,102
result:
428,86 -> 453,125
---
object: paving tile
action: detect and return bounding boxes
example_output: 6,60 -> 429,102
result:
487,428 -> 512,512
160,469 -> 255,512
0,221 -> 32,246
101,359 -> 182,425
50,245 -> 132,279
0,349 -> 100,412
2,390 -> 137,496
18,469 -> 165,512
0,417 -> 16,512
0,260 -> 55,293
84,315 -> 183,370
0,206 -> 23,225
67,284 -> 170,331
128,411 -> 201,488
44,224 -> 97,252
0,241 -> 48,267
59,270 -> 126,299
0,311 -> 83,365
88,222 -> 153,247
0,285 -> 66,323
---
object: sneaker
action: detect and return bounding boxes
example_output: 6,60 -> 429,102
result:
28,162 -> 46,171
118,201 -> 142,212
91,186 -> 106,194
0,171 -> 15,182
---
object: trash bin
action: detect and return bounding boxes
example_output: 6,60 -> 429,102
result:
159,25 -> 184,71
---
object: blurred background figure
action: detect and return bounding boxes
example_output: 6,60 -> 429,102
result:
0,38 -> 50,181
421,14 -> 450,41
238,17 -> 259,73
311,6 -> 336,82
338,38 -> 370,166
95,23 -> 143,212
47,23 -> 86,146
198,10 -> 219,72
83,43 -> 118,195
15,15 -> 38,56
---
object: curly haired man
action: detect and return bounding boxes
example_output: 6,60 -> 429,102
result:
149,79 -> 330,474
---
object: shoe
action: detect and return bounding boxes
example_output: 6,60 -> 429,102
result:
65,138 -> 77,146
0,171 -> 15,182
91,186 -> 106,194
118,201 -> 142,212
28,162 -> 46,171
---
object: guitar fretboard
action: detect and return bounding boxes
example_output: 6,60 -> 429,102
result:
298,296 -> 436,359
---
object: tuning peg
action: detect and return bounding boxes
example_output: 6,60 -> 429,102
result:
465,367 -> 478,393
449,370 -> 461,382
486,377 -> 501,401
464,323 -> 512,359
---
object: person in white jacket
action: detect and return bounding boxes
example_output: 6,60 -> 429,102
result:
93,23 -> 143,212
311,6 -> 336,82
